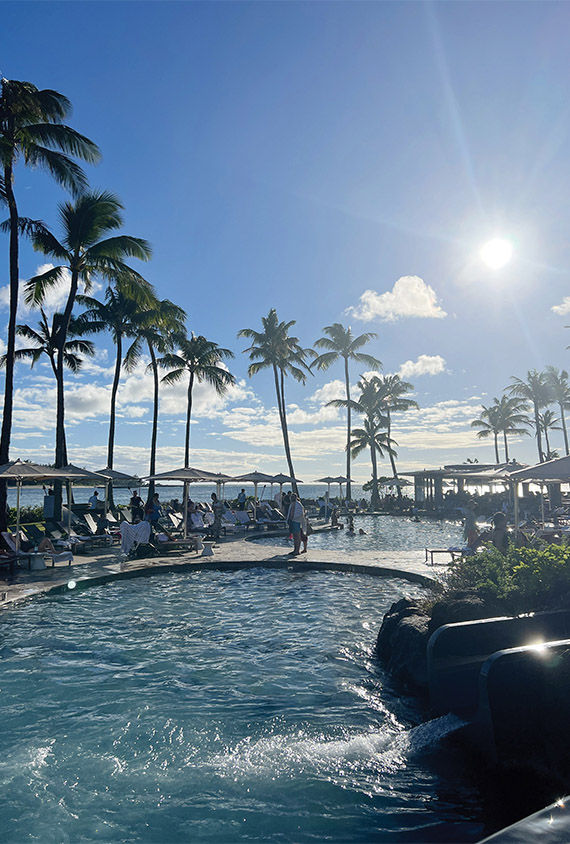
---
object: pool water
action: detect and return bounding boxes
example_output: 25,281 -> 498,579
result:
254,514 -> 463,552
0,569 -> 484,842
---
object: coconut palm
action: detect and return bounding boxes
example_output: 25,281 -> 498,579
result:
158,333 -> 236,469
493,394 -> 530,461
24,191 -> 152,491
76,282 -> 155,485
0,310 -> 95,464
537,410 -> 562,460
127,299 -> 187,500
545,366 -> 570,455
375,374 -> 418,484
349,417 -> 396,510
471,404 -> 503,463
0,78 -> 100,526
328,375 -> 390,508
508,370 -> 552,462
312,323 -> 380,502
239,309 -> 314,494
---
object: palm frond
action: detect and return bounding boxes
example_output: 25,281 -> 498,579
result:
23,123 -> 100,163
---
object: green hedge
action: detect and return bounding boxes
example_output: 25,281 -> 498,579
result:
7,506 -> 44,525
444,543 -> 570,613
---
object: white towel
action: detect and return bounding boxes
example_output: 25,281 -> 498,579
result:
120,521 -> 151,554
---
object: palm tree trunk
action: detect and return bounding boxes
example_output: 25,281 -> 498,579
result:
534,402 -> 545,462
503,431 -> 509,462
493,432 -> 500,464
184,371 -> 194,469
52,268 -> 78,520
147,342 -> 159,502
386,410 -> 402,499
544,426 -> 551,459
107,334 -> 123,472
559,402 -> 569,455
0,162 -> 19,531
344,356 -> 351,501
274,366 -> 298,496
369,431 -> 380,510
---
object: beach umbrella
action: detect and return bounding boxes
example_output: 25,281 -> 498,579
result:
145,466 -> 227,537
0,460 -> 65,550
332,476 -> 348,501
232,471 -> 277,519
95,467 -> 141,516
271,473 -> 302,505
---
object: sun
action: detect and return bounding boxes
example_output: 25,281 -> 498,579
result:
480,237 -> 513,270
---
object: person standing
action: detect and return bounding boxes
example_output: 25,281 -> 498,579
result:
88,490 -> 100,510
286,493 -> 305,556
237,489 -> 246,510
129,491 -> 143,522
144,493 -> 162,529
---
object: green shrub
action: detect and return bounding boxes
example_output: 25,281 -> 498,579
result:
7,506 -> 44,525
443,543 -> 570,613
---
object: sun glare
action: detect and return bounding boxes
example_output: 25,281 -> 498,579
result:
480,238 -> 513,270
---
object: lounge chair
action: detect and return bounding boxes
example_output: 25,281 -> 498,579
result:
83,513 -> 117,544
1,531 -> 72,568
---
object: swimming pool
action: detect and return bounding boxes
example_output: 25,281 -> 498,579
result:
254,514 -> 463,553
0,569 -> 483,842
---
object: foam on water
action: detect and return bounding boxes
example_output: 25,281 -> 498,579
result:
0,569 -> 482,842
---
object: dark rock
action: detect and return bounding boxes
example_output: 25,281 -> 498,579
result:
428,595 -> 505,634
376,598 -> 431,691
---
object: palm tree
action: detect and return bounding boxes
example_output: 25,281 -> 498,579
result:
328,375 -> 390,508
0,78 -> 100,527
158,333 -> 236,468
349,416 -> 396,510
375,374 -> 418,485
0,310 -> 95,464
508,370 -> 552,462
239,309 -> 314,494
76,282 -> 155,481
471,403 -> 502,463
24,191 -> 151,517
129,299 -> 187,500
493,394 -> 530,461
537,410 -> 562,460
312,323 -> 380,501
545,366 -> 570,455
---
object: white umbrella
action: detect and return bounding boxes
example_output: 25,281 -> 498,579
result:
232,471 -> 277,520
145,467 -> 228,537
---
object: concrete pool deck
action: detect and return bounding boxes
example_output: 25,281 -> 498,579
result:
0,535 -> 449,608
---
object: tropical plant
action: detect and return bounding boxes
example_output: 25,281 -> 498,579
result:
239,309 -> 314,494
312,323 -> 380,501
545,366 -> 570,456
328,375 -> 392,509
537,409 -> 562,460
76,282 -> 155,481
507,370 -> 552,462
349,416 -> 396,510
158,333 -> 236,469
24,191 -> 151,513
0,309 -> 95,464
0,78 -> 99,527
472,395 -> 530,462
471,403 -> 502,463
375,374 -> 418,485
129,298 -> 187,500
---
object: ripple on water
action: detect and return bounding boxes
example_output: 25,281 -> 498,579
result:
0,569 -> 483,843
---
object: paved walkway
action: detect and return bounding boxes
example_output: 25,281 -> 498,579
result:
0,535 -> 451,608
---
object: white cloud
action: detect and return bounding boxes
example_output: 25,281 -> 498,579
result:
398,354 -> 446,378
310,379 -> 346,405
347,276 -> 447,322
552,297 -> 570,316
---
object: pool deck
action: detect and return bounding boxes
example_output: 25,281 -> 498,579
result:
0,535 -> 449,608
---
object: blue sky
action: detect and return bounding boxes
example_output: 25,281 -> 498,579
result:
2,1 -> 570,481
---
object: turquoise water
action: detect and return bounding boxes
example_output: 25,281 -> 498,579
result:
254,514 -> 463,553
0,569 -> 484,842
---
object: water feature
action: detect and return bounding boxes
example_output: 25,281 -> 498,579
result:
254,514 -> 463,553
0,569 -> 484,842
